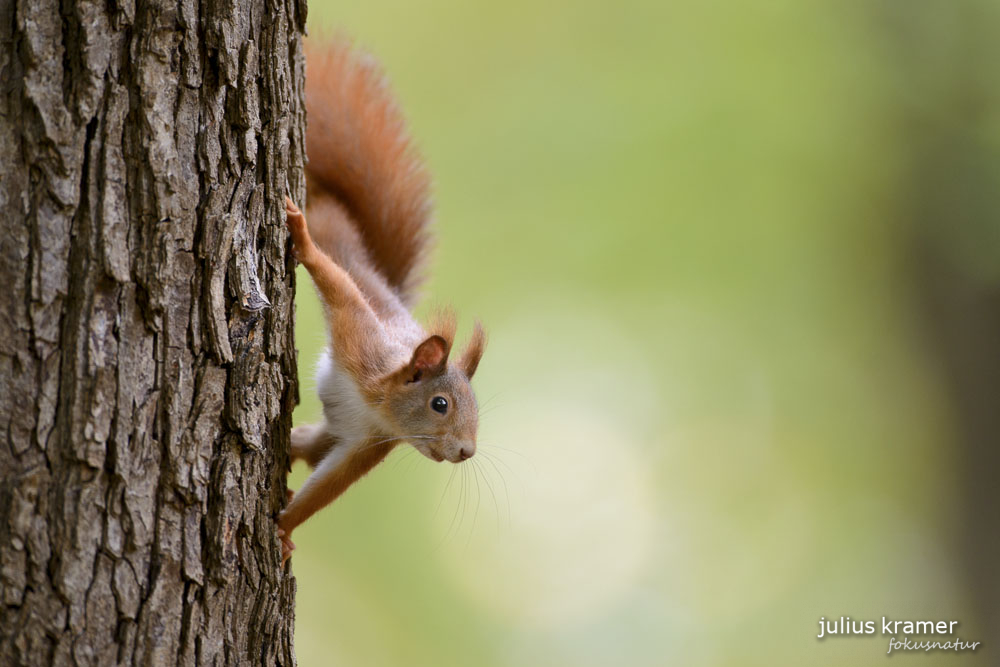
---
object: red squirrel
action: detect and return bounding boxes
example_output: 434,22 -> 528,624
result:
277,41 -> 486,562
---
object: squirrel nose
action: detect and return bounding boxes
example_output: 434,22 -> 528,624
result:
459,447 -> 472,461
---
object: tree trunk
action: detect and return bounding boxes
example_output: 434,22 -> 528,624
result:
0,0 -> 306,664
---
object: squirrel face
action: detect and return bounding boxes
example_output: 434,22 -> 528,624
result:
383,329 -> 485,463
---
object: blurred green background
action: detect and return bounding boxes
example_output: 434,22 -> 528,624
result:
290,1 -> 1000,665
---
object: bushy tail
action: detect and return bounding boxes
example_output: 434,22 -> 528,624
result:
304,40 -> 432,299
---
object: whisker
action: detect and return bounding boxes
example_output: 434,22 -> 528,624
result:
479,443 -> 532,462
465,461 -> 483,550
477,391 -> 503,413
475,457 -> 501,535
433,464 -> 458,520
350,434 -> 437,455
390,446 -> 420,471
477,404 -> 504,419
478,451 -> 512,527
457,464 -> 468,541
478,449 -> 521,480
349,439 -> 399,455
436,462 -> 465,550
407,451 -> 426,474
459,466 -> 472,549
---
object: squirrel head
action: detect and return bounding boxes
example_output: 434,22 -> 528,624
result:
381,322 -> 486,463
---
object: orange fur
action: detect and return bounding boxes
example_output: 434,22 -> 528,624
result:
305,40 -> 432,302
281,438 -> 399,533
426,307 -> 458,344
280,194 -> 483,564
277,42 -> 487,565
287,197 -> 396,385
459,321 -> 487,379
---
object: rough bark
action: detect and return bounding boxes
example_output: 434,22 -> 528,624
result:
0,0 -> 307,664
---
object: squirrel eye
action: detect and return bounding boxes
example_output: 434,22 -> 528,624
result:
430,396 -> 449,414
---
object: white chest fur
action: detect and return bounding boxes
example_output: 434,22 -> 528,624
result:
315,348 -> 389,450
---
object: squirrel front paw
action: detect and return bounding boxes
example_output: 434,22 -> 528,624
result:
276,523 -> 296,564
285,197 -> 315,262
276,492 -> 296,564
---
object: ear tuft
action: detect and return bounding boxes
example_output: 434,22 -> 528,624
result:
427,307 -> 458,344
459,321 -> 487,379
409,335 -> 450,379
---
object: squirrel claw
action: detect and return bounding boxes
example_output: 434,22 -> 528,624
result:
284,197 -> 311,262
276,523 -> 296,564
280,535 -> 296,564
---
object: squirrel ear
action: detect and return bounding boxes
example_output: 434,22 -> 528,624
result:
408,335 -> 450,380
459,321 -> 486,379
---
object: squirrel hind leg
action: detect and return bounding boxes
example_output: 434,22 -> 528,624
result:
290,423 -> 338,469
